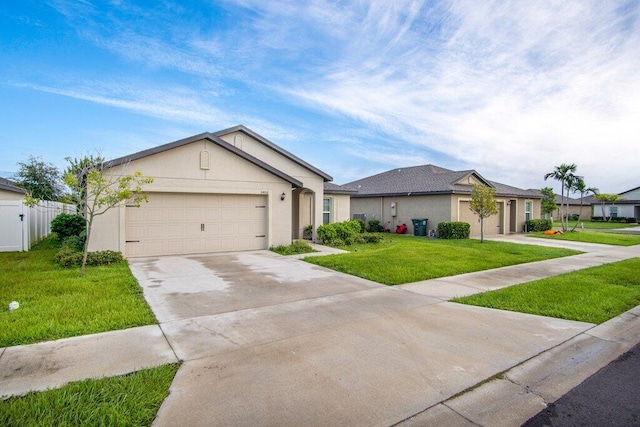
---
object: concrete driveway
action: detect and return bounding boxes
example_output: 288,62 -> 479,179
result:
128,251 -> 592,426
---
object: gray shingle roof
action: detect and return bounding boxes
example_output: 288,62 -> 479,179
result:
346,165 -> 541,198
324,182 -> 358,194
0,177 -> 26,194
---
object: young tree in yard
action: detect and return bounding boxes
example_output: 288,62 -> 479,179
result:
540,187 -> 557,220
569,177 -> 598,231
64,156 -> 153,275
469,184 -> 498,243
544,163 -> 577,232
14,155 -> 65,201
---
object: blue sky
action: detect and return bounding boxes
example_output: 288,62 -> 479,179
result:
1,1 -> 638,194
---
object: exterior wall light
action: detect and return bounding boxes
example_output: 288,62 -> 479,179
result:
280,192 -> 286,201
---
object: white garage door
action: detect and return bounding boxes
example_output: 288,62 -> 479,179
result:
125,193 -> 268,257
459,200 -> 503,237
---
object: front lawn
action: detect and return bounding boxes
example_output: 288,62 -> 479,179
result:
453,258 -> 640,324
0,364 -> 179,426
529,230 -> 640,246
304,235 -> 580,285
0,238 -> 157,347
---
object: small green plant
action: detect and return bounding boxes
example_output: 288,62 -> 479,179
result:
51,213 -> 85,241
61,235 -> 86,252
270,240 -> 317,255
437,222 -> 470,239
303,224 -> 313,240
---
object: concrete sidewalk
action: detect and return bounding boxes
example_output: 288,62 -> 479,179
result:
1,236 -> 639,427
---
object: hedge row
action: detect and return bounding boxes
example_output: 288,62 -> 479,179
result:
437,222 -> 470,239
591,216 -> 637,223
317,220 -> 383,246
525,219 -> 553,232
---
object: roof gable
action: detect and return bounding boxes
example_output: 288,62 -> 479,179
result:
105,130 -> 304,188
215,125 -> 332,182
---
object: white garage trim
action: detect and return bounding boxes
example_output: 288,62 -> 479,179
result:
125,192 -> 269,257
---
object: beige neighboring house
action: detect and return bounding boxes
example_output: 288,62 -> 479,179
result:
323,182 -> 357,225
551,194 -> 592,221
89,125 -> 339,257
0,177 -> 27,200
346,165 -> 542,237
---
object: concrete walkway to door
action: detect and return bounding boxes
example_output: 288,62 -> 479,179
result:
1,236 -> 639,426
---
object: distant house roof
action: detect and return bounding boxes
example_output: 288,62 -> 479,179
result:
103,125 -> 339,188
0,177 -> 26,194
324,182 -> 358,194
346,164 -> 541,198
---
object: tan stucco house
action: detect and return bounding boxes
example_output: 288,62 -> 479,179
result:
89,125 -> 341,257
346,165 -> 542,237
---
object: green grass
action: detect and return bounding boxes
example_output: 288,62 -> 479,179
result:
530,230 -> 640,246
270,240 -> 318,255
304,235 -> 580,285
0,237 -> 157,347
561,220 -> 637,230
0,364 -> 179,426
453,258 -> 640,324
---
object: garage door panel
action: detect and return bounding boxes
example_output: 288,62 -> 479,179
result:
126,193 -> 268,257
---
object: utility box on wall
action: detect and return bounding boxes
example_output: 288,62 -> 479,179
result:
390,202 -> 397,217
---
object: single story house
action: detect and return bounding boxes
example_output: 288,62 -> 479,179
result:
591,186 -> 640,220
346,165 -> 542,237
0,177 -> 27,200
550,194 -> 592,221
89,125 -> 348,257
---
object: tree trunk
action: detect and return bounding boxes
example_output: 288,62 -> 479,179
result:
480,216 -> 484,243
80,217 -> 92,276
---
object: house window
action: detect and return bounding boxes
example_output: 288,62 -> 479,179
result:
525,201 -> 532,221
323,198 -> 332,224
610,206 -> 618,218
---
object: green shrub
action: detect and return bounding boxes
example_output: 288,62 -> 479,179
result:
366,219 -> 384,233
437,222 -> 470,239
61,235 -> 85,252
354,218 -> 366,233
525,219 -> 553,232
51,213 -> 85,241
55,247 -> 124,268
318,220 -> 363,246
591,216 -> 604,222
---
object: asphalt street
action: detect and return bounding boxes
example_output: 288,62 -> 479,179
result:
523,342 -> 640,427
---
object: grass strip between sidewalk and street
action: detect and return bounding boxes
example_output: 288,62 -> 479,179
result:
529,230 -> 640,246
452,258 -> 640,324
304,235 -> 580,286
0,363 -> 180,426
0,237 -> 156,347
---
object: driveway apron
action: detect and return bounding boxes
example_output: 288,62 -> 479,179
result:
128,251 -> 593,426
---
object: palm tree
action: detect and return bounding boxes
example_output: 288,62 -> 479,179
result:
544,163 -> 577,232
569,177 -> 598,231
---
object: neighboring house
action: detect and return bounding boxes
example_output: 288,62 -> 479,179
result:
346,165 -> 542,237
591,186 -> 640,220
0,177 -> 27,200
89,125 -> 340,257
323,182 -> 357,225
550,194 -> 592,221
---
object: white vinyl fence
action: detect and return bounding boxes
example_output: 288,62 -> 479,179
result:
0,200 -> 76,252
